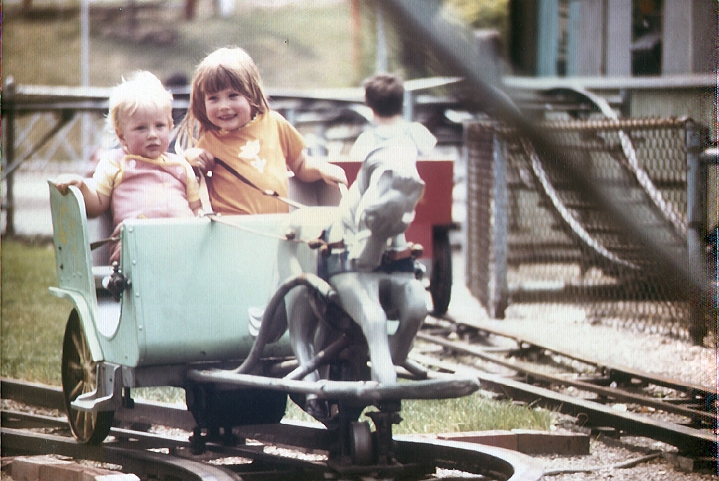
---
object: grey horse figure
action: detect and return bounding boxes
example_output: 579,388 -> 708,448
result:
238,140 -> 427,421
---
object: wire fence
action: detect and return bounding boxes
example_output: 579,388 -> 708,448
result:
465,117 -> 715,341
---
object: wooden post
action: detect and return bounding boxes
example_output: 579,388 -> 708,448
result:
3,77 -> 16,237
686,120 -> 708,344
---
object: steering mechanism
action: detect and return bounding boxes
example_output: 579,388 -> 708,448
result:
102,262 -> 131,301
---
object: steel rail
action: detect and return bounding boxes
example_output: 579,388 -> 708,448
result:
416,332 -> 715,424
430,320 -> 715,399
410,352 -> 716,457
1,378 -> 545,480
1,408 -> 544,481
1,409 -> 329,480
1,426 -> 241,481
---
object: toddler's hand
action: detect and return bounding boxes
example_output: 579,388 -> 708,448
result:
184,148 -> 215,174
53,174 -> 85,195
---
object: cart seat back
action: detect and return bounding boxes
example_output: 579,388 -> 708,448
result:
48,182 -> 98,306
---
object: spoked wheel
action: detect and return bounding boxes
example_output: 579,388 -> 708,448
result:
349,421 -> 374,465
61,310 -> 114,444
430,227 -> 453,316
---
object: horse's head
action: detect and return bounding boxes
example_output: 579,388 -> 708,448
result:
334,167 -> 425,270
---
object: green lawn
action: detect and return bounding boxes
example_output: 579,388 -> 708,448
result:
1,240 -> 70,385
3,1 -> 382,88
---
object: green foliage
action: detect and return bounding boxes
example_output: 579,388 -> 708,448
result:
3,1 -> 509,89
3,2 -> 359,88
1,240 -> 70,385
445,0 -> 509,33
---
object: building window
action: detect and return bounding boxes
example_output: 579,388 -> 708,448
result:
631,0 -> 662,75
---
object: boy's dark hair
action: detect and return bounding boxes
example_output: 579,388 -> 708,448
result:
363,73 -> 404,118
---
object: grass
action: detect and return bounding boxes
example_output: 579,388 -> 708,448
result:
282,394 -> 552,434
1,239 -> 70,385
3,1 -> 383,88
0,238 -> 552,433
394,395 -> 551,434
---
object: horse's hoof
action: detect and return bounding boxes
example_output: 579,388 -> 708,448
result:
305,398 -> 330,421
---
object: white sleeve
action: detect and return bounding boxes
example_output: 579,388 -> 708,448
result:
409,123 -> 437,155
349,132 -> 376,161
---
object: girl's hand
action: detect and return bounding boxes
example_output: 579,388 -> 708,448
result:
320,162 -> 348,187
184,148 -> 216,174
291,151 -> 348,187
53,174 -> 85,195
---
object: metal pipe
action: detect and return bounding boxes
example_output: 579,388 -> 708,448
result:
233,273 -> 337,375
686,121 -> 710,343
3,78 -> 16,236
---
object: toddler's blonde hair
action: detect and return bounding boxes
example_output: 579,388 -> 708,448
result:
108,71 -> 174,139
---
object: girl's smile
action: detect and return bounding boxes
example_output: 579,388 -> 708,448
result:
205,88 -> 253,131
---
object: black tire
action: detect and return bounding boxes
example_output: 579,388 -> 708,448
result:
349,421 -> 374,465
61,310 -> 114,444
430,227 -> 453,316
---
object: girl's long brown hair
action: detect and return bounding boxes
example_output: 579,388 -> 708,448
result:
175,47 -> 270,152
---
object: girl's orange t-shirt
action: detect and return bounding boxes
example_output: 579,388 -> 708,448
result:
197,111 -> 305,215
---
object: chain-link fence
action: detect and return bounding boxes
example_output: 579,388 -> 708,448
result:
466,117 -> 714,341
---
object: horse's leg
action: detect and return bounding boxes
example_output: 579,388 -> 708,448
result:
286,286 -> 321,382
331,273 -> 396,385
388,275 -> 427,364
286,286 -> 333,418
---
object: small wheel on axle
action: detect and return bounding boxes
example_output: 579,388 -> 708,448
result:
61,310 -> 114,444
349,421 -> 374,465
430,227 -> 453,316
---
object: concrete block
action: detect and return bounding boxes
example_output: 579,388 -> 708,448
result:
8,456 -> 138,481
94,475 -> 141,481
10,456 -> 71,481
39,462 -> 87,481
512,429 -> 590,455
436,430 -> 518,451
77,463 -> 140,481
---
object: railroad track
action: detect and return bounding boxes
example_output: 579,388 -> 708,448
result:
414,316 -> 717,465
0,377 -> 543,481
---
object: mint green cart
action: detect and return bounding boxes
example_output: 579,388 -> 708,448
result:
48,179 -> 478,462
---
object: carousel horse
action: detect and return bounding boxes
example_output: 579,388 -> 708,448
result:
239,137 -> 427,421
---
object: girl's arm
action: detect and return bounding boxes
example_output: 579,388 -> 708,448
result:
190,199 -> 203,216
184,147 -> 216,174
290,151 -> 348,186
53,174 -> 110,217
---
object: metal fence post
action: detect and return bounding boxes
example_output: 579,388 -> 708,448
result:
3,77 -> 17,236
490,130 -> 508,318
685,120 -> 708,344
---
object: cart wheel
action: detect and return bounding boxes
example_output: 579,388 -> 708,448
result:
350,421 -> 374,465
61,310 -> 114,444
430,227 -> 452,316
